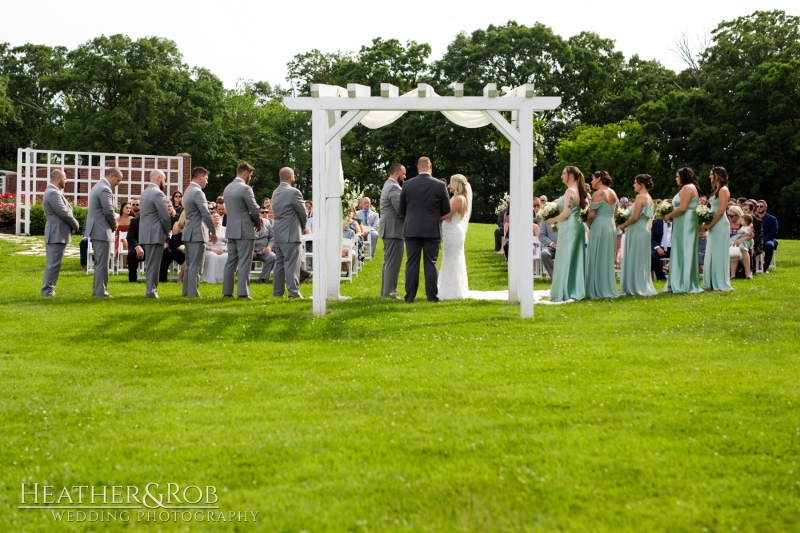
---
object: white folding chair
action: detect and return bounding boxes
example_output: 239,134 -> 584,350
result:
114,231 -> 128,275
301,234 -> 313,271
341,238 -> 353,281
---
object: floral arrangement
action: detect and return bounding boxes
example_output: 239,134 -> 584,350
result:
654,201 -> 674,220
0,193 -> 17,226
696,204 -> 714,224
495,193 -> 510,215
614,207 -> 631,226
342,179 -> 366,221
579,205 -> 590,223
538,201 -> 560,231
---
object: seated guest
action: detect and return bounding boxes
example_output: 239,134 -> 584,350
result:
756,200 -> 778,272
202,212 -> 227,283
170,191 -> 183,224
357,197 -> 379,258
651,214 -> 671,281
342,217 -> 358,272
742,200 -> 762,275
127,214 -> 173,283
729,208 -> 754,279
262,197 -> 271,210
539,218 -> 558,279
215,197 -> 227,226
253,209 -> 277,284
698,227 -> 707,274
495,198 -> 508,253
698,195 -> 708,206
170,210 -> 186,283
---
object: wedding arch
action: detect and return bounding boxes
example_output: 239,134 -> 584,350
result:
283,83 -> 561,318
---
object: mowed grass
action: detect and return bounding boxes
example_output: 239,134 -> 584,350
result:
0,225 -> 798,532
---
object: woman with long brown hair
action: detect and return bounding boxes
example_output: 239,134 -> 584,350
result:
703,166 -> 733,291
662,167 -> 702,294
545,166 -> 588,302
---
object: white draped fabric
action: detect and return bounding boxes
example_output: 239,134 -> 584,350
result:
359,85 -> 528,130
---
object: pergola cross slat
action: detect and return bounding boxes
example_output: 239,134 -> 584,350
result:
283,83 -> 561,318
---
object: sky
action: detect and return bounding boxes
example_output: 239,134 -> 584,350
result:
3,1 -> 796,91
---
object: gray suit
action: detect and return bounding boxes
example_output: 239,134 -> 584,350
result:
271,181 -> 307,297
41,184 -> 80,296
253,218 -> 277,281
84,178 -> 117,296
539,220 -> 559,279
181,182 -> 216,297
378,177 -> 404,297
357,207 -> 379,258
138,183 -> 171,298
222,177 -> 261,297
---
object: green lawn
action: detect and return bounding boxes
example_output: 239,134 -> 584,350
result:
1,225 -> 798,532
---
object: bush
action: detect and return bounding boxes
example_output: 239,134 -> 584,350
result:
0,193 -> 16,227
28,203 -> 46,235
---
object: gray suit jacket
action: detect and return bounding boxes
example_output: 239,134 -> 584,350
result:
138,183 -> 171,245
272,182 -> 307,244
254,218 -> 274,252
183,182 -> 216,243
223,177 -> 261,240
84,178 -> 117,241
43,184 -> 79,244
539,219 -> 559,248
358,208 -> 379,228
378,178 -> 404,239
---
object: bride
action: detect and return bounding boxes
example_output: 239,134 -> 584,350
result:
437,174 -> 472,300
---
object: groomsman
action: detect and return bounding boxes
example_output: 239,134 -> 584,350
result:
138,170 -> 171,298
272,167 -> 307,299
84,167 -> 123,297
379,163 -> 405,298
182,167 -> 217,298
222,162 -> 262,299
41,169 -> 80,296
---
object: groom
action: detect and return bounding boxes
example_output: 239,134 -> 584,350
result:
399,156 -> 451,303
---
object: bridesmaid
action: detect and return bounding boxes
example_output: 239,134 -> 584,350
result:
662,167 -> 703,294
702,166 -> 733,291
585,171 -> 620,299
618,174 -> 657,296
546,166 -> 588,302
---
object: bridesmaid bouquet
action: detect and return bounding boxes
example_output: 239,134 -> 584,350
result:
614,208 -> 630,226
579,205 -> 590,223
654,201 -> 674,220
538,202 -> 560,231
696,205 -> 714,224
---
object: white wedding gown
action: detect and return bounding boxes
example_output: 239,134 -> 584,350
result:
438,211 -> 469,300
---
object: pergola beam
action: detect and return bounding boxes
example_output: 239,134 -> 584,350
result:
283,96 -> 561,112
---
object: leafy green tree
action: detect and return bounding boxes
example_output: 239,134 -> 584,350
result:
0,43 -> 67,168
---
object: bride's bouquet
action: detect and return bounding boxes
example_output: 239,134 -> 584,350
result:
654,201 -> 674,220
614,207 -> 630,226
696,204 -> 714,224
538,202 -> 560,231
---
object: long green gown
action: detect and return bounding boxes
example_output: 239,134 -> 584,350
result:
585,200 -> 620,299
703,196 -> 733,291
550,195 -> 586,302
620,202 -> 657,296
664,193 -> 703,294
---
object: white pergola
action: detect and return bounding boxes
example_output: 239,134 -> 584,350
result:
283,82 -> 561,318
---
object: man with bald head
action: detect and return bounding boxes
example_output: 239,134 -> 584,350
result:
138,169 -> 172,298
399,156 -> 451,303
271,166 -> 307,299
41,169 -> 80,296
85,167 -> 123,297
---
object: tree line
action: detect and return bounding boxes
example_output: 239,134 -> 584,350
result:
1,10 -> 797,236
